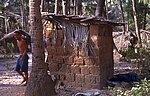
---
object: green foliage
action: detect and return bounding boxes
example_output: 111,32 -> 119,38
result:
119,0 -> 150,31
82,0 -> 97,15
138,0 -> 149,4
125,47 -> 150,59
0,2 -> 4,11
7,42 -> 14,53
125,47 -> 137,59
140,52 -> 150,75
125,47 -> 150,75
110,79 -> 150,96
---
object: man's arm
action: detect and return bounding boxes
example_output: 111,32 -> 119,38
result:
20,40 -> 27,61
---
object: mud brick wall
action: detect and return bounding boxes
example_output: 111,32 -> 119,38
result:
46,23 -> 114,90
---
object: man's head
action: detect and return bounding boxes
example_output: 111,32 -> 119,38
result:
14,31 -> 22,40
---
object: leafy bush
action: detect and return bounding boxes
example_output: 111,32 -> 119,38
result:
125,47 -> 137,59
110,79 -> 150,96
124,47 -> 150,75
125,47 -> 150,60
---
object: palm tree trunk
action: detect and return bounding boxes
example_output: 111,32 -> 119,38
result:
67,0 -> 70,14
132,0 -> 142,47
25,0 -> 56,96
21,0 -> 27,31
55,0 -> 58,14
55,0 -> 61,14
40,0 -> 45,12
143,8 -> 147,30
4,12 -> 8,34
95,0 -> 105,17
105,0 -> 108,19
126,1 -> 130,32
62,0 -> 66,15
3,11 -> 8,53
70,0 -> 74,14
119,0 -> 125,33
74,0 -> 82,15
74,0 -> 77,15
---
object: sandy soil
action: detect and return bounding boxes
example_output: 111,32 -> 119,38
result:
0,58 -> 26,96
0,55 -> 76,96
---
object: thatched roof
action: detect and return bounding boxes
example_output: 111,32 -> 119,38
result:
42,13 -> 125,26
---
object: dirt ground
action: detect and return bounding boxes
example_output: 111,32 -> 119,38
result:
0,55 -> 28,96
0,59 -> 25,96
0,54 -> 77,96
0,53 -> 138,96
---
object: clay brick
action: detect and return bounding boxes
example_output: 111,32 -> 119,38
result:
82,83 -> 92,89
76,74 -> 85,83
64,56 -> 74,64
74,57 -> 84,65
71,65 -> 81,74
64,44 -> 74,55
81,65 -> 90,75
79,50 -> 84,57
66,73 -> 75,82
52,56 -> 64,64
85,75 -> 96,84
89,66 -> 100,75
84,57 -> 99,65
73,48 -> 78,56
59,64 -> 71,73
91,84 -> 100,89
83,57 -> 94,65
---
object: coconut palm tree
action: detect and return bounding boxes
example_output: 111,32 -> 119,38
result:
119,0 -> 125,33
54,0 -> 61,14
20,0 -> 27,31
132,0 -> 142,47
25,0 -> 56,96
74,0 -> 82,15
95,0 -> 105,17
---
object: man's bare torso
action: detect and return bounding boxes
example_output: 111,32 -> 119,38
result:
17,39 -> 27,55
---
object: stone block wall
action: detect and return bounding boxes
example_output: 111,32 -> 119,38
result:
45,23 -> 114,90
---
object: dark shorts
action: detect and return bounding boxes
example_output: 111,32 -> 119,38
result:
15,54 -> 29,72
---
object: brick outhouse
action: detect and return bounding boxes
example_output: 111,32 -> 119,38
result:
43,15 -> 123,90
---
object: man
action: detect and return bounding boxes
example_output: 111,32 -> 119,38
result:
14,31 -> 29,86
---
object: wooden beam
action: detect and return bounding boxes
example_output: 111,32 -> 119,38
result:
140,29 -> 150,34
